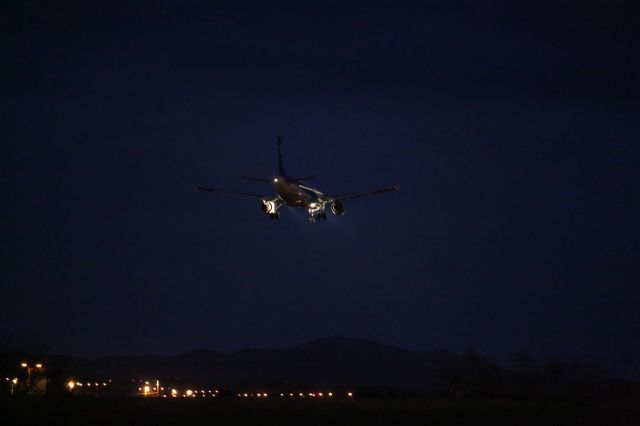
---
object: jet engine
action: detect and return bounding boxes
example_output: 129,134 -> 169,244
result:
261,199 -> 279,214
330,201 -> 345,216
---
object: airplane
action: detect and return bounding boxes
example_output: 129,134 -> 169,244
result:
195,138 -> 399,222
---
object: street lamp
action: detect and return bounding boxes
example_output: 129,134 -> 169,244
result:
20,362 -> 44,388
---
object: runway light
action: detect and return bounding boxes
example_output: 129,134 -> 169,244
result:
328,392 -> 333,397
318,392 -> 323,397
35,363 -> 43,369
67,381 -> 75,390
12,378 -> 18,384
21,363 -> 27,368
171,389 -> 178,397
186,390 -> 193,397
347,392 -> 353,397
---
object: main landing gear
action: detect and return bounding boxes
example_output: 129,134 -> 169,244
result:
308,212 -> 327,223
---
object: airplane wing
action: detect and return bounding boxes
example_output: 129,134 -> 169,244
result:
326,185 -> 399,202
194,186 -> 267,199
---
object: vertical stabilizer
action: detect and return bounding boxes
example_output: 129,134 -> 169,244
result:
277,136 -> 287,176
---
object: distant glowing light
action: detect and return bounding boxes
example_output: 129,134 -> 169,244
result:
171,389 -> 178,397
186,390 -> 193,397
273,178 -> 278,182
21,363 -> 27,368
12,378 -> 18,384
68,381 -> 75,390
347,392 -> 353,397
143,385 -> 151,396
35,363 -> 43,369
328,392 -> 333,397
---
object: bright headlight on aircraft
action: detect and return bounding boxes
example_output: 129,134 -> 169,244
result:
273,178 -> 278,182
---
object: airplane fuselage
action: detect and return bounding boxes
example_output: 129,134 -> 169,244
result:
273,177 -> 321,208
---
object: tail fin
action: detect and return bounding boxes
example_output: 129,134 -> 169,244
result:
277,136 -> 287,176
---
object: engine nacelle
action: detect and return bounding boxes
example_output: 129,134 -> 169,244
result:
330,201 -> 345,216
262,200 -> 279,214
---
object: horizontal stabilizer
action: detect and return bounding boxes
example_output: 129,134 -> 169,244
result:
241,176 -> 274,183
290,176 -> 316,182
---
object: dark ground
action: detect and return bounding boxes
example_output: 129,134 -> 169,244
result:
1,397 -> 639,426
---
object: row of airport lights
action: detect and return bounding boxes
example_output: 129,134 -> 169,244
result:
64,376 -> 354,399
67,380 -> 111,390
135,380 -> 220,398
237,391 -> 354,398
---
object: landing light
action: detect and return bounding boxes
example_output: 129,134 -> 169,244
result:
273,178 -> 278,182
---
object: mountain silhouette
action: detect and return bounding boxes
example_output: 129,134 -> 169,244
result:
63,337 -> 454,389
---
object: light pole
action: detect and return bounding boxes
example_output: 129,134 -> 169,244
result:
20,362 -> 44,389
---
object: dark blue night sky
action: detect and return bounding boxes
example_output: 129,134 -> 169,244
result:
2,1 -> 639,378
